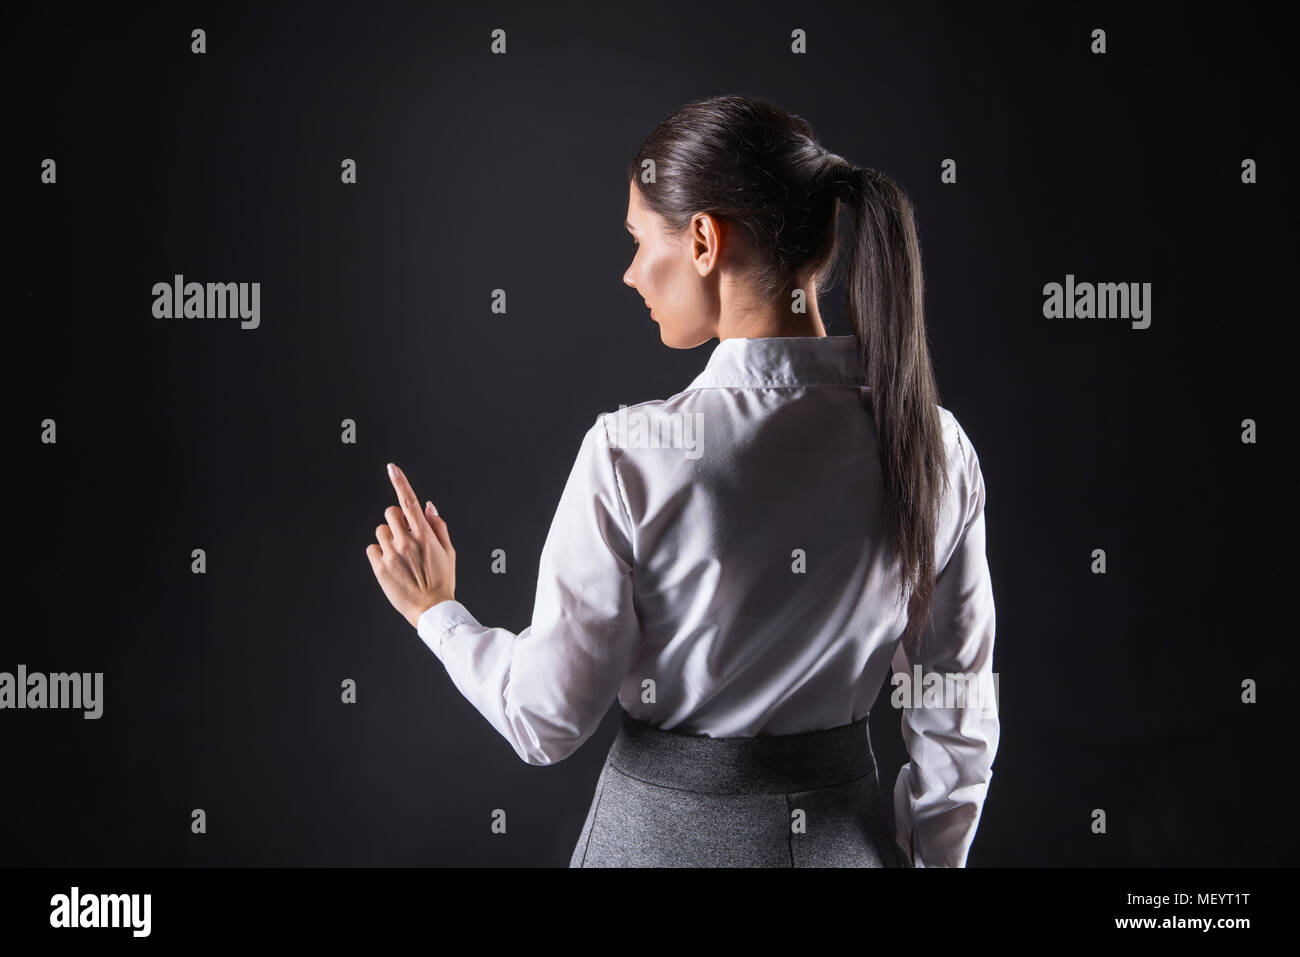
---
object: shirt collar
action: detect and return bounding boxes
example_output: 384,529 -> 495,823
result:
685,335 -> 865,390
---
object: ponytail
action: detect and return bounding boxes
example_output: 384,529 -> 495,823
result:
835,165 -> 949,656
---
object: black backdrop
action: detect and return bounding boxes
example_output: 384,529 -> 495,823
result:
3,0 -> 1294,867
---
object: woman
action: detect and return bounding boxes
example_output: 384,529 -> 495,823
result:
366,94 -> 999,868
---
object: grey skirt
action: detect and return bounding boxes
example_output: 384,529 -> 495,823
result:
570,708 -> 909,867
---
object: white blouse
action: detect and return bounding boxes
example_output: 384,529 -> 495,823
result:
416,334 -> 999,867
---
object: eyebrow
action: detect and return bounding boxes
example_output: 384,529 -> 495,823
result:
624,219 -> 635,231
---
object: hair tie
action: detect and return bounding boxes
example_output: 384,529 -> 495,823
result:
833,163 -> 864,205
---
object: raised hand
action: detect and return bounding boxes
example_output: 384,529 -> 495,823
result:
365,462 -> 457,628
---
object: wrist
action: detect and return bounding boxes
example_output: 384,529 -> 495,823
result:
411,594 -> 454,627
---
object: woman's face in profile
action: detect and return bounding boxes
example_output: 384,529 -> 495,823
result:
623,180 -> 717,349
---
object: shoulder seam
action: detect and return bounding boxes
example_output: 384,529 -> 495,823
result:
595,413 -> 635,571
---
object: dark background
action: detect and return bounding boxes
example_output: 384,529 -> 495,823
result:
3,0 -> 1294,866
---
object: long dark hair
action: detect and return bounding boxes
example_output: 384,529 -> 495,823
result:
627,94 -> 949,655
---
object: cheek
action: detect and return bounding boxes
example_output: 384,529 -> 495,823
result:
638,244 -> 678,297
641,244 -> 698,314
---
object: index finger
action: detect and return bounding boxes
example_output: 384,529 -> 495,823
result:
387,463 -> 424,533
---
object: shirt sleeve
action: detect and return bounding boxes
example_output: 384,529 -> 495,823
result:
414,413 -> 642,766
889,422 -> 1000,867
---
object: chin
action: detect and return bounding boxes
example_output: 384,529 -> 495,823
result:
659,325 -> 710,350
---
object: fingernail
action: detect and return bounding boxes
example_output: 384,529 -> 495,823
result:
387,463 -> 395,478
427,500 -> 438,516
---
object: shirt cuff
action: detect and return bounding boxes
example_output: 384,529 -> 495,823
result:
415,599 -> 478,660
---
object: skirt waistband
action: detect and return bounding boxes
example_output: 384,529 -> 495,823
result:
608,708 -> 876,795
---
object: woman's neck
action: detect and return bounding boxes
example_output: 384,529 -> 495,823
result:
717,286 -> 827,340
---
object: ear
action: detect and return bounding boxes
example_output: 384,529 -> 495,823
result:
692,212 -> 721,275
